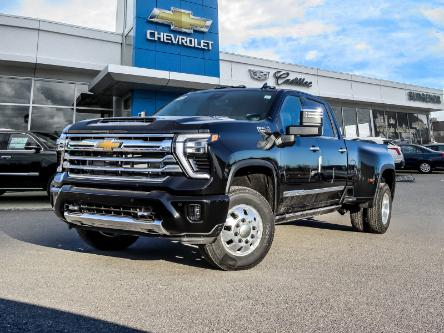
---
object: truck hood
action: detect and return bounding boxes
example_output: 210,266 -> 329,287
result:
66,116 -> 242,134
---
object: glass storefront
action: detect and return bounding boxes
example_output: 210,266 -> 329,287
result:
0,76 -> 113,135
334,105 -> 431,144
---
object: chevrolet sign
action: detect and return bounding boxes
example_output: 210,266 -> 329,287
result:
149,8 -> 212,34
147,7 -> 214,51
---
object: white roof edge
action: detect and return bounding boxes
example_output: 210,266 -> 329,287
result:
220,51 -> 443,94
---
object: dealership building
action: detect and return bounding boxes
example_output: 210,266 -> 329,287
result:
0,0 -> 442,143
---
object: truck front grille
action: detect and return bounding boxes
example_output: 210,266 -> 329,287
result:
62,134 -> 183,182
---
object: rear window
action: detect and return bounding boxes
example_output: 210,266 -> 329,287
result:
155,90 -> 278,121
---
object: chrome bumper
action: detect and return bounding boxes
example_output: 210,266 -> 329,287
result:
64,212 -> 169,235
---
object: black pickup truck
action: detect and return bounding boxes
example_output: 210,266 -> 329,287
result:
51,87 -> 396,270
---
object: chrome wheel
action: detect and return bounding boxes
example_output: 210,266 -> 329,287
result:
221,204 -> 263,257
419,163 -> 431,173
381,192 -> 391,225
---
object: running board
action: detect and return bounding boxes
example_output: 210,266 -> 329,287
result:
275,205 -> 341,224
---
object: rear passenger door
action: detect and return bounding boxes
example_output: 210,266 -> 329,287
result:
301,98 -> 348,206
0,133 -> 43,189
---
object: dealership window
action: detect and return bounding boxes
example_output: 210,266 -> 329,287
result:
357,108 -> 372,137
372,110 -> 386,138
0,75 -> 113,134
33,80 -> 76,106
342,107 -> 358,138
332,106 -> 343,135
0,77 -> 32,104
30,107 -> 75,135
397,112 -> 413,142
385,111 -> 398,140
0,105 -> 30,131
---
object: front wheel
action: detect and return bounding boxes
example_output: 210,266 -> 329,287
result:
418,162 -> 432,174
77,229 -> 139,251
200,186 -> 275,271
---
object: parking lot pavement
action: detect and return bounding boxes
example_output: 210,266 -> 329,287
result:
0,191 -> 51,211
0,174 -> 443,333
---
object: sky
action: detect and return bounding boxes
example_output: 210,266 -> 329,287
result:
1,0 -> 443,119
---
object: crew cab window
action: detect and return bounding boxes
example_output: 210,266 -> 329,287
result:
279,96 -> 301,130
6,133 -> 38,151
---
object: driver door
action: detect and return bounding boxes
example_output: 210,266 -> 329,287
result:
277,95 -> 321,214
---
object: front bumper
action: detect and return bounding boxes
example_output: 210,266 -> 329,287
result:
51,185 -> 229,244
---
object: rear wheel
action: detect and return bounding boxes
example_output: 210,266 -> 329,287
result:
365,183 -> 392,234
418,162 -> 432,174
350,208 -> 368,232
200,186 -> 275,271
77,229 -> 139,251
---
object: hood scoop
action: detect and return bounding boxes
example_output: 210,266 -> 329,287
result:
92,118 -> 156,126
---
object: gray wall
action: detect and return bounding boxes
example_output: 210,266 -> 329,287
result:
0,14 -> 122,82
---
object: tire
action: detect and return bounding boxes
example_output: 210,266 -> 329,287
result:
199,186 -> 275,271
77,229 -> 139,251
418,162 -> 432,174
350,208 -> 368,232
365,183 -> 392,234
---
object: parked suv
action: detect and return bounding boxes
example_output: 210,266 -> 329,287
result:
0,129 -> 58,195
51,88 -> 396,270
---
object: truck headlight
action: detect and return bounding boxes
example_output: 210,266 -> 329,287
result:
175,134 -> 218,179
56,133 -> 67,172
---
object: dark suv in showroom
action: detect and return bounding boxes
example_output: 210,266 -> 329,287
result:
0,129 -> 58,195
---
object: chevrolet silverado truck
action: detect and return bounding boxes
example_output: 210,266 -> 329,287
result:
51,87 -> 396,271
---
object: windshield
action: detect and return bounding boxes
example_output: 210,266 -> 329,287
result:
155,90 -> 278,121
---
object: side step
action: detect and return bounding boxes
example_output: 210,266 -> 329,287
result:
275,205 -> 341,224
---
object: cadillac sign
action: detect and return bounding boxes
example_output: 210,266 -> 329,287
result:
147,8 -> 214,51
249,69 -> 313,88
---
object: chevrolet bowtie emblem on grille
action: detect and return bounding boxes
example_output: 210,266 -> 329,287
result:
95,140 -> 122,151
148,7 -> 212,34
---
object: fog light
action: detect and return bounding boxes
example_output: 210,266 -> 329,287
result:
187,204 -> 202,222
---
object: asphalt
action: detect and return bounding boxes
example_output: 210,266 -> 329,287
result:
0,172 -> 443,333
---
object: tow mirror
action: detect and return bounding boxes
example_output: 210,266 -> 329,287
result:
287,108 -> 323,137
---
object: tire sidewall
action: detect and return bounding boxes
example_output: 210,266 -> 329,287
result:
374,184 -> 392,233
209,188 -> 275,270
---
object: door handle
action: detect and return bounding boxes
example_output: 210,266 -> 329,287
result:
338,148 -> 347,154
310,146 -> 320,152
0,156 -> 11,160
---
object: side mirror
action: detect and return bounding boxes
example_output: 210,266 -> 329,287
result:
287,126 -> 321,137
286,108 -> 323,137
27,145 -> 42,153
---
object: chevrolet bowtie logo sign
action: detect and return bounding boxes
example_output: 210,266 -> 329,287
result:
149,7 -> 212,34
95,140 -> 122,152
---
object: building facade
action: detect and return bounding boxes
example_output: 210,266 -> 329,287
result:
0,0 -> 442,144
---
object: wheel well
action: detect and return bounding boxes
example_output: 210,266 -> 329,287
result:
230,166 -> 275,212
381,169 -> 395,196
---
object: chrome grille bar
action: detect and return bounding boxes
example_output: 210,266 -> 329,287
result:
63,134 -> 182,182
